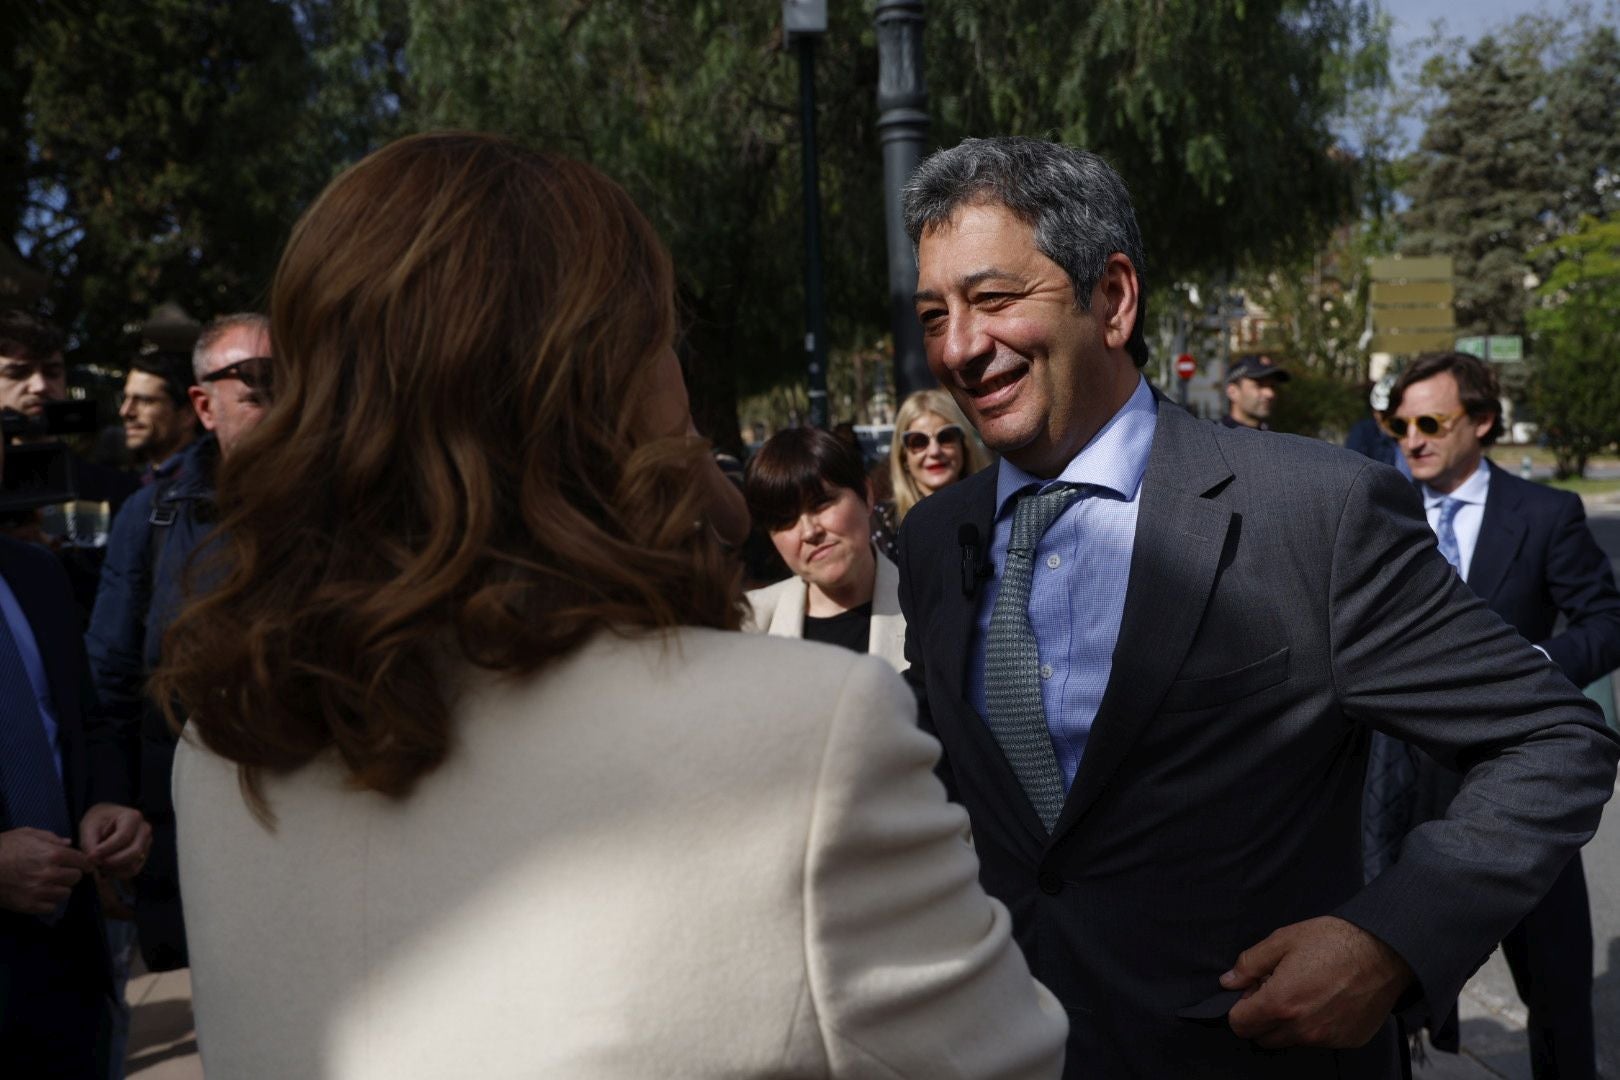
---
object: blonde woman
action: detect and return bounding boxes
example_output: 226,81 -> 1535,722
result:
875,388 -> 988,556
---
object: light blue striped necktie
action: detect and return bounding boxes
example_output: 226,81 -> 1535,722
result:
1435,497 -> 1463,573
984,483 -> 1085,832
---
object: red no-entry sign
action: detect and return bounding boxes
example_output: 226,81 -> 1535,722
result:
1175,353 -> 1197,380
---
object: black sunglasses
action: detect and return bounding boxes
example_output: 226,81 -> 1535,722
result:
901,425 -> 965,453
200,356 -> 273,394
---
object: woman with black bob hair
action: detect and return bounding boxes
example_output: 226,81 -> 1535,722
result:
743,426 -> 906,670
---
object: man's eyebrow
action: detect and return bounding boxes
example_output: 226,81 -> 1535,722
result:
913,268 -> 1023,305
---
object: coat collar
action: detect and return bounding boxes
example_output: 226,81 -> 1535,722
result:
757,550 -> 908,672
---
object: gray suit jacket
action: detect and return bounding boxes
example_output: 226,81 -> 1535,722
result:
896,395 -> 1619,1079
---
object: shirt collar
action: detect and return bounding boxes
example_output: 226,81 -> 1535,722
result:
993,375 -> 1157,520
1421,457 -> 1490,509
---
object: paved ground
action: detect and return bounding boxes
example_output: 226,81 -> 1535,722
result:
123,963 -> 200,1079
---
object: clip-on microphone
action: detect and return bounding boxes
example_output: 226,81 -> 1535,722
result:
958,523 -> 992,598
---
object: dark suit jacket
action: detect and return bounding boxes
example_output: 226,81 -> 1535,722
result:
896,397 -> 1620,1079
0,536 -> 119,1011
1467,460 -> 1620,686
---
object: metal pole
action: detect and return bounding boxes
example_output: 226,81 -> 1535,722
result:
875,0 -> 931,401
1175,310 -> 1189,408
797,36 -> 829,429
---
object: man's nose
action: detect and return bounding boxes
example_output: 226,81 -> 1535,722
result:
935,310 -> 993,374
119,397 -> 136,419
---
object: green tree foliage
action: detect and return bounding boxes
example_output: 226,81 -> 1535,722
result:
1399,13 -> 1620,341
1398,26 -> 1556,339
1268,367 -> 1367,439
1526,215 -> 1620,478
930,0 -> 1386,282
1548,24 -> 1620,228
7,0 -> 1387,439
402,0 -> 1384,442
14,0 -> 324,357
403,1 -> 889,448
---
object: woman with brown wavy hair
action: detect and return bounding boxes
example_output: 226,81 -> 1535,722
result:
156,132 -> 1064,1079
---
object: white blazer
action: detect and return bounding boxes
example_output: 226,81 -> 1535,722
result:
173,628 -> 1065,1079
745,550 -> 908,672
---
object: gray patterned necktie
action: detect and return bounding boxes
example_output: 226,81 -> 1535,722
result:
984,483 -> 1084,832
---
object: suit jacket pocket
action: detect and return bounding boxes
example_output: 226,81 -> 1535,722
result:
1175,988 -> 1243,1024
1160,646 -> 1290,713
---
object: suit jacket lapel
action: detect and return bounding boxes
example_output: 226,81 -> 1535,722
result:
933,468 -> 999,710
1466,462 -> 1524,603
928,470 -> 1053,841
1052,400 -> 1235,841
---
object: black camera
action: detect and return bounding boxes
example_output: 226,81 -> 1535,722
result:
1,399 -> 100,513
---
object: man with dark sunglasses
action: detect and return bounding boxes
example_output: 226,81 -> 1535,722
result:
85,313 -> 272,1030
1367,350 -> 1620,1079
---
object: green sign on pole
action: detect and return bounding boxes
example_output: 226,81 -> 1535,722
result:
1455,335 -> 1523,362
1486,335 -> 1523,361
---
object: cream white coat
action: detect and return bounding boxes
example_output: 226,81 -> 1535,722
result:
173,628 -> 1065,1079
745,551 -> 908,672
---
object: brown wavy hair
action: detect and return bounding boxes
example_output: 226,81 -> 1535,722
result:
152,132 -> 743,813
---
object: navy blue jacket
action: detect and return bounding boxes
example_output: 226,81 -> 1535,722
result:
1,536 -> 120,1009
84,434 -> 220,970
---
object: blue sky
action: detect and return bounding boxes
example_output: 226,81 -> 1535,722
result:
1386,0 -> 1565,51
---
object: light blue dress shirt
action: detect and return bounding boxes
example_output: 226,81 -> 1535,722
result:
0,570 -> 64,779
968,375 -> 1157,789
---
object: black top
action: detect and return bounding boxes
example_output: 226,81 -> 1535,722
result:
802,601 -> 873,655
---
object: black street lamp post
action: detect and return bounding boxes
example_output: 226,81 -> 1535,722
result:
875,0 -> 930,401
785,1 -> 829,429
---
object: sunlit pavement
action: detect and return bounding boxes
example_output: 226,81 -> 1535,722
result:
123,962 -> 201,1079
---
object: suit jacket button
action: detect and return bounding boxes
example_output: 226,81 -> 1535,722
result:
1038,870 -> 1063,895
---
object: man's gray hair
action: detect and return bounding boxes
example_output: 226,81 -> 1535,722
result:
193,312 -> 270,381
903,137 -> 1149,367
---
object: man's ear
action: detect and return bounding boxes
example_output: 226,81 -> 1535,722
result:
1096,252 -> 1140,351
188,385 -> 217,433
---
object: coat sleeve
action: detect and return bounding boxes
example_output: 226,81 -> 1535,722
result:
800,656 -> 1066,1079
81,487 -> 157,806
1326,461 -> 1619,1024
1534,489 -> 1620,687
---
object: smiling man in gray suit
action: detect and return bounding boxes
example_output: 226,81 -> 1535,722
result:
897,136 -> 1620,1079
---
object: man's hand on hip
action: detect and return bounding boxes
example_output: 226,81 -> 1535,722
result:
1222,915 -> 1413,1049
0,827 -> 94,915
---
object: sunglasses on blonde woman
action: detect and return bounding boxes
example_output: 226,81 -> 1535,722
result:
901,425 -> 964,453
